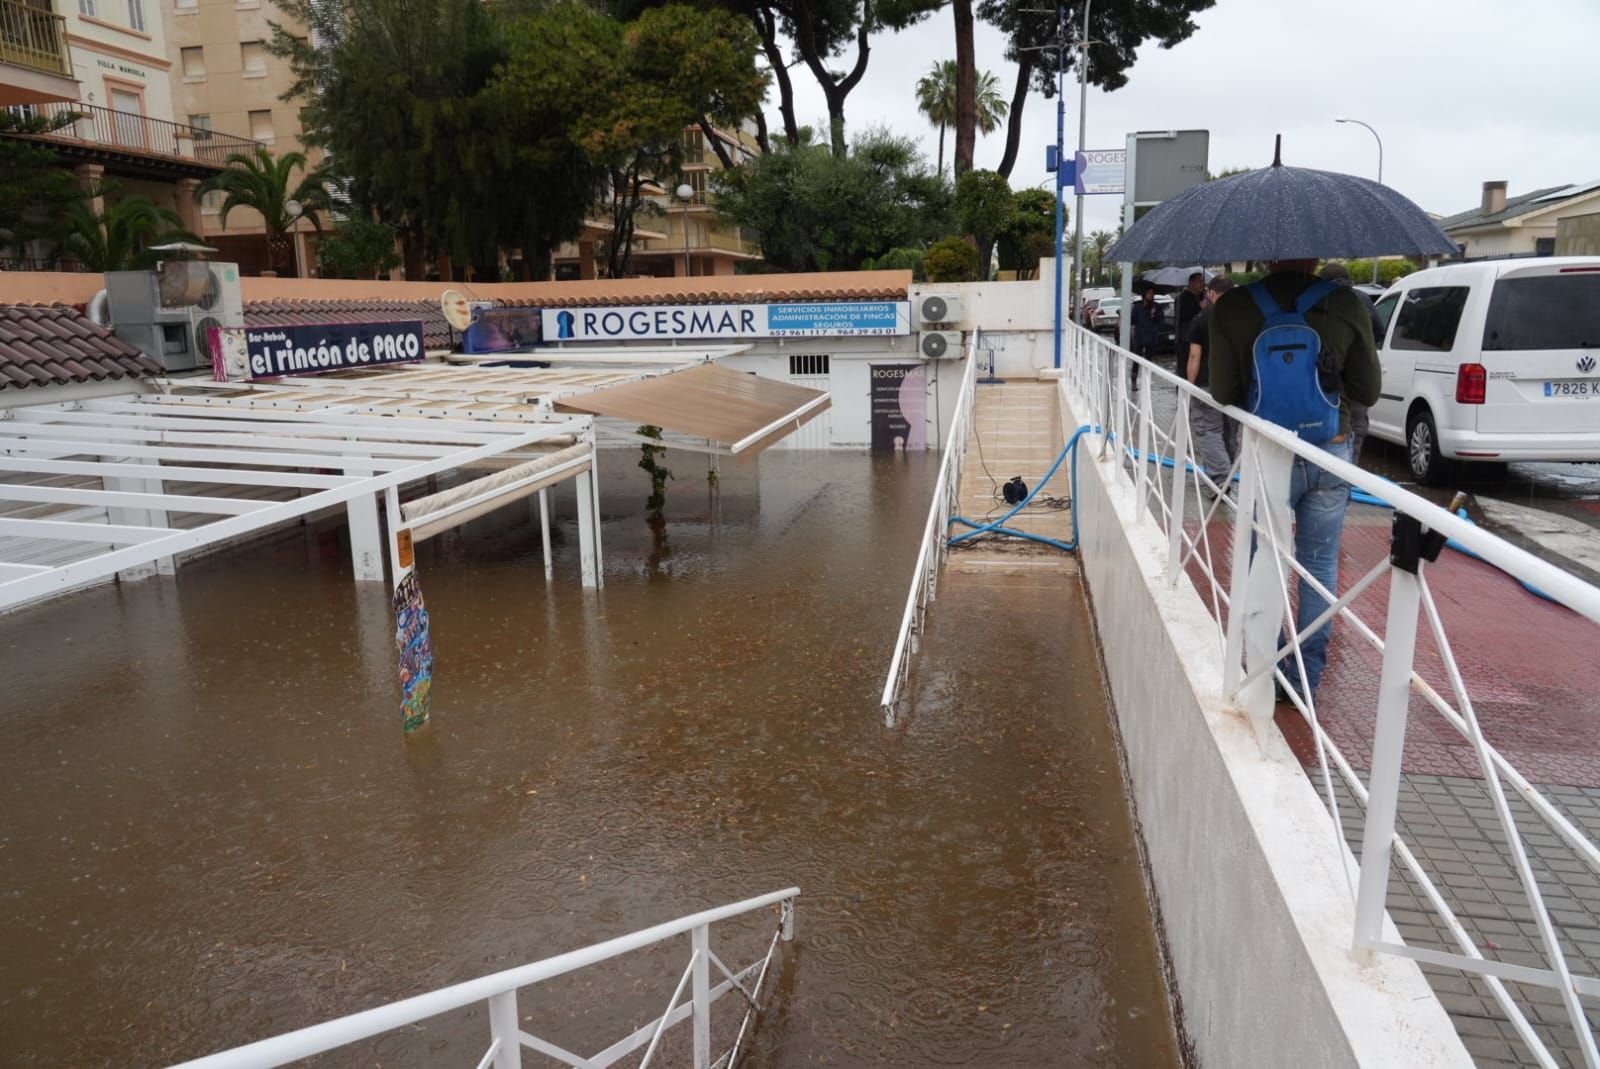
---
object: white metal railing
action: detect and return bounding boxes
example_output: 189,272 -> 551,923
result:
1061,319 -> 1600,1065
879,334 -> 980,721
168,888 -> 798,1069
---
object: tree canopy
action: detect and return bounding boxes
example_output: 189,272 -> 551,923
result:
713,129 -> 951,272
976,0 -> 1215,177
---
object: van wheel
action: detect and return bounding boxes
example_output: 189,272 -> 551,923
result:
1407,408 -> 1448,484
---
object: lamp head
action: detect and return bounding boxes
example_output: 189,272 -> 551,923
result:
285,199 -> 303,218
1335,117 -> 1348,124
675,183 -> 694,201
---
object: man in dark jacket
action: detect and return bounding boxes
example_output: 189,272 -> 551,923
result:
1209,260 -> 1381,701
1184,274 -> 1238,487
1176,271 -> 1205,350
1129,285 -> 1160,389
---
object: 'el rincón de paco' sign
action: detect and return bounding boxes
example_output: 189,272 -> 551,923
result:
541,301 -> 911,342
210,320 -> 427,381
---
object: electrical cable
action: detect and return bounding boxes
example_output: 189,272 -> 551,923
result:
947,425 -> 1096,553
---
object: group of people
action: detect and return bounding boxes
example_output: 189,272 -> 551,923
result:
1124,262 -> 1384,706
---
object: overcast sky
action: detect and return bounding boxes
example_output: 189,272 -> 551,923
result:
780,0 -> 1600,237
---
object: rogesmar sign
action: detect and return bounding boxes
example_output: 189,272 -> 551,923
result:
542,302 -> 910,342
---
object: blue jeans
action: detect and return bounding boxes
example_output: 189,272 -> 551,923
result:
1281,440 -> 1352,695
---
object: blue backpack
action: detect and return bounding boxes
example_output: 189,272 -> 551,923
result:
1244,279 -> 1342,444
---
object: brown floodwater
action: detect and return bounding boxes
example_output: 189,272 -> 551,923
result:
0,449 -> 1177,1068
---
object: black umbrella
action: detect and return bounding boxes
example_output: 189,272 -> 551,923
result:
1107,137 -> 1457,264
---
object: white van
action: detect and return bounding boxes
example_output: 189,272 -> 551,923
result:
1366,257 -> 1600,483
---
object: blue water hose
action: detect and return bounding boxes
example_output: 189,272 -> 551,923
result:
947,424 -> 1096,552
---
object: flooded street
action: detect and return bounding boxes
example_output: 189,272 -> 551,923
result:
0,449 -> 1175,1068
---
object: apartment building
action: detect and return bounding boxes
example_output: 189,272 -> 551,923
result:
552,124 -> 764,280
2,0 -> 257,264
164,0 -> 318,273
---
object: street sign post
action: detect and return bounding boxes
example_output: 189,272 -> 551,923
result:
1118,130 -> 1209,350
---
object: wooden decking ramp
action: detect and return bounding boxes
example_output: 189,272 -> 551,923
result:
947,380 -> 1077,578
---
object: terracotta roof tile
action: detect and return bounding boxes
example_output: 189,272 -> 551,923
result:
490,270 -> 912,309
0,303 -> 153,391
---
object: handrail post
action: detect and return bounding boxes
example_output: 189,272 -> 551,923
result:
1235,438 -> 1292,744
487,990 -> 522,1069
1135,375 -> 1152,518
1221,425 -> 1258,693
691,924 -> 711,1069
1353,563 -> 1423,962
1166,397 -> 1190,584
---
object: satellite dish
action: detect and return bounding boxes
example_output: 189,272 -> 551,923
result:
441,289 -> 472,332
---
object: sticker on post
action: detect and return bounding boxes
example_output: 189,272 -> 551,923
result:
393,570 -> 433,733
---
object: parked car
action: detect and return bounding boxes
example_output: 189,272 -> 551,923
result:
1365,257 -> 1600,483
1091,297 -> 1122,333
1078,287 -> 1116,327
1352,282 -> 1389,301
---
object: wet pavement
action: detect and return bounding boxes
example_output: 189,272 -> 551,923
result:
0,448 -> 1175,1068
1123,360 -> 1600,1065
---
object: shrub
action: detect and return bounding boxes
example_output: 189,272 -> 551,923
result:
923,237 -> 980,283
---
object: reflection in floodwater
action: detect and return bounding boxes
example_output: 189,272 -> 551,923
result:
0,450 -> 1176,1068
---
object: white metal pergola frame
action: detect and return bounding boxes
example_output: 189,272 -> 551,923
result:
0,394 -> 599,611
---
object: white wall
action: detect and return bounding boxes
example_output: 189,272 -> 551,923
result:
1058,380 -> 1472,1068
719,335 -> 961,450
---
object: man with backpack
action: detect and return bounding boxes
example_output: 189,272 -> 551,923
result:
1207,260 -> 1381,703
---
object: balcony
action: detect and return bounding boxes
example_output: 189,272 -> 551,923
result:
0,0 -> 76,105
5,100 -> 263,178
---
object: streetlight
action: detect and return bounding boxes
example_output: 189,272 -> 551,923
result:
284,198 -> 303,278
675,182 -> 694,278
1335,117 -> 1383,285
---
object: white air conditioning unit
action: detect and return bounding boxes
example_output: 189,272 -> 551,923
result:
919,330 -> 962,359
107,262 -> 244,371
916,293 -> 965,328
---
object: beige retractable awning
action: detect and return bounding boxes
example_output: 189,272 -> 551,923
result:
554,363 -> 830,456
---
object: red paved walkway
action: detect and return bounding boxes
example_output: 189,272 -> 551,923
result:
1187,515 -> 1600,786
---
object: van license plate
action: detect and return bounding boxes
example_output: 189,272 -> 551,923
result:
1544,380 -> 1599,398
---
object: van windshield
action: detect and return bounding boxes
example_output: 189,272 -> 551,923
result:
1483,274 -> 1600,351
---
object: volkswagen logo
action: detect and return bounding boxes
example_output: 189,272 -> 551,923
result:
1580,354 -> 1597,374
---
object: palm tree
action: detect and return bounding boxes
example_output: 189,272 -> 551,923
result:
916,61 -> 1007,180
1089,229 -> 1116,286
199,147 -> 334,276
53,193 -> 198,272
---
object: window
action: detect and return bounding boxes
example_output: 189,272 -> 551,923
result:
248,108 -> 274,143
1534,237 -> 1556,257
240,41 -> 266,75
78,0 -> 95,14
189,114 -> 212,140
180,46 -> 205,79
1373,293 -> 1399,347
1392,286 -> 1470,353
1483,275 -> 1600,351
200,189 -> 223,213
175,0 -> 196,11
788,354 -> 830,377
126,0 -> 145,30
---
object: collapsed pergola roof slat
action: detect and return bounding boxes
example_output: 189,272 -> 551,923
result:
0,484 -> 277,515
0,456 -> 357,490
0,393 -> 594,611
553,363 -> 830,457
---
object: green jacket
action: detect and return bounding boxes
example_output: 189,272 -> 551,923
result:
1208,272 -> 1381,440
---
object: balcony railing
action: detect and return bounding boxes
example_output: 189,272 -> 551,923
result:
0,0 -> 71,78
11,100 -> 261,166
